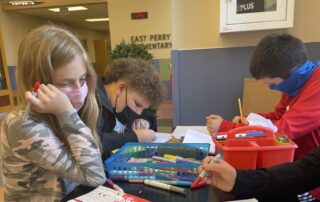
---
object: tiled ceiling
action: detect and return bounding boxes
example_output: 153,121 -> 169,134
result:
1,1 -> 109,32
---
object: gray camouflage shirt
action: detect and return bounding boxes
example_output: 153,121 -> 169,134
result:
0,109 -> 106,202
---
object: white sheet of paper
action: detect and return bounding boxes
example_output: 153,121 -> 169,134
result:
153,132 -> 173,143
173,126 -> 209,138
68,185 -> 123,202
246,113 -> 278,132
182,129 -> 215,154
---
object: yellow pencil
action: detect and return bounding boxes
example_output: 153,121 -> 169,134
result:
238,98 -> 244,124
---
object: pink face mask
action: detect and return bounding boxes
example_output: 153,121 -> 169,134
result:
63,82 -> 88,110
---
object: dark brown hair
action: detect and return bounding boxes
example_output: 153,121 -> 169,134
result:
250,33 -> 308,79
104,58 -> 165,108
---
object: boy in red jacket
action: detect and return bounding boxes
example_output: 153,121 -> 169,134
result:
207,33 -> 320,200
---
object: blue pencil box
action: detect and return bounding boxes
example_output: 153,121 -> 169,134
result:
105,143 -> 210,182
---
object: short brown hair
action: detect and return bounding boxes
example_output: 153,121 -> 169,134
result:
104,58 -> 165,108
250,33 -> 308,79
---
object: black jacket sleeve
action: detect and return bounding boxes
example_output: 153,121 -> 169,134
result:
97,108 -> 139,160
96,78 -> 139,160
231,148 -> 320,198
99,130 -> 138,160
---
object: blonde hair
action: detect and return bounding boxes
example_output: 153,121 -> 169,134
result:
16,25 -> 101,148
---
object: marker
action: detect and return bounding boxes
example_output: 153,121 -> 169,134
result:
169,175 -> 195,182
164,154 -> 201,164
110,175 -> 156,181
191,154 -> 222,189
109,170 -> 155,176
23,81 -> 40,122
105,178 -> 124,193
152,156 -> 176,163
144,179 -> 186,195
155,180 -> 192,186
153,155 -> 197,164
215,131 -> 264,140
129,180 -> 144,183
176,156 -> 201,164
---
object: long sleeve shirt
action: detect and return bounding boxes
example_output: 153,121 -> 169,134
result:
219,67 -> 320,160
1,109 -> 106,201
231,147 -> 320,202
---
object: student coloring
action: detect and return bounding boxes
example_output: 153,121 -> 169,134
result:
96,58 -> 165,159
207,33 -> 320,160
206,33 -> 320,200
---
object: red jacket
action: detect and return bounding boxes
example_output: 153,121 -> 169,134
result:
219,67 -> 320,160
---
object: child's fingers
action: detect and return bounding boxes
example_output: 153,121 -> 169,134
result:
47,84 -> 60,93
38,84 -> 51,95
150,133 -> 156,141
206,114 -> 221,119
25,91 -> 44,111
203,160 -> 229,173
206,114 -> 220,119
205,177 -> 213,186
202,156 -> 214,165
199,156 -> 214,173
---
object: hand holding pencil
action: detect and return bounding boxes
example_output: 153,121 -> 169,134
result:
232,98 -> 248,124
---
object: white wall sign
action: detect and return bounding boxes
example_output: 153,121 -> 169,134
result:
220,0 -> 295,33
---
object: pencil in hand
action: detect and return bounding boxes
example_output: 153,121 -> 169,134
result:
238,98 -> 244,124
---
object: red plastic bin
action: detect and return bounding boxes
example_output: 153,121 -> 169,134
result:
212,126 -> 298,169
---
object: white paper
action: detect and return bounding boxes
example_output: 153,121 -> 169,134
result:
246,113 -> 278,132
182,129 -> 215,154
153,132 -> 173,143
68,186 -> 123,202
173,126 -> 209,139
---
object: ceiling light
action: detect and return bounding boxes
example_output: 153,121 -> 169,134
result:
9,1 -> 35,5
85,18 -> 109,22
48,6 -> 87,13
68,6 -> 87,11
48,8 -> 59,12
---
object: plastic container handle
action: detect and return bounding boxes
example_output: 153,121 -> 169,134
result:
227,126 -> 274,139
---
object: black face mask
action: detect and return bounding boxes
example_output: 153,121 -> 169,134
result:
113,88 -> 139,125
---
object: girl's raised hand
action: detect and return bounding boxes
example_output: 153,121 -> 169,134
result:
25,84 -> 73,115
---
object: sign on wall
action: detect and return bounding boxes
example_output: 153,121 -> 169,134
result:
130,33 -> 172,50
220,0 -> 294,33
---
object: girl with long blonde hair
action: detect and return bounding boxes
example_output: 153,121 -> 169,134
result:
1,25 -> 106,201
